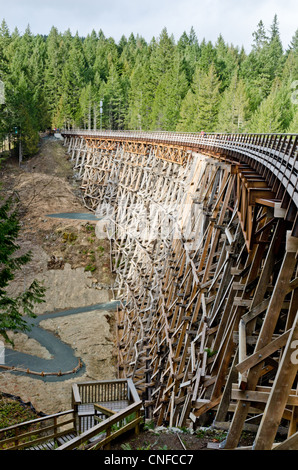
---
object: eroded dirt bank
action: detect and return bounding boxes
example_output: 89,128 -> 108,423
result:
0,136 -> 117,415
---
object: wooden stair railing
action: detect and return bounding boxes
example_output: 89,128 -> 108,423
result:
0,409 -> 76,450
57,400 -> 143,450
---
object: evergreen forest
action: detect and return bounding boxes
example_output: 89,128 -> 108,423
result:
0,15 -> 297,156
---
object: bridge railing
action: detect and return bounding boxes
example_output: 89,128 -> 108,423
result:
60,129 -> 297,156
61,130 -> 298,234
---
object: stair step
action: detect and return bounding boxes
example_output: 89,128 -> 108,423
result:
57,433 -> 77,445
27,433 -> 76,450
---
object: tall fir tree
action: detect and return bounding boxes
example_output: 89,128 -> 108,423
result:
217,69 -> 250,132
60,33 -> 87,127
249,79 -> 287,132
44,26 -> 66,127
126,60 -> 149,130
177,27 -> 200,84
288,107 -> 298,132
150,52 -> 188,130
0,194 -> 46,344
103,62 -> 126,129
177,63 -> 221,132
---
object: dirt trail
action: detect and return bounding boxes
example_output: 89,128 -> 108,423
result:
0,136 -> 118,415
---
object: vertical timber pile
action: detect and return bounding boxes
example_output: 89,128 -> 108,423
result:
63,132 -> 298,450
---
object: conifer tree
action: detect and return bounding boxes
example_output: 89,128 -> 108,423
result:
249,79 -> 286,132
126,60 -> 148,130
60,33 -> 87,127
217,69 -> 250,132
195,64 -> 221,131
267,14 -> 284,79
177,27 -> 200,84
0,19 -> 10,74
0,20 -> 10,140
44,26 -> 65,126
93,32 -> 118,83
198,39 -> 216,73
177,63 -> 221,132
151,52 -> 188,130
103,62 -> 126,129
79,82 -> 93,129
288,107 -> 298,132
150,28 -> 175,80
176,88 -> 196,132
0,17 -> 296,138
83,29 -> 98,82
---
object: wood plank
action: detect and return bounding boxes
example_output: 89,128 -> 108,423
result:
235,329 -> 291,374
94,404 -> 116,416
231,389 -> 298,406
273,430 -> 298,450
253,311 -> 298,450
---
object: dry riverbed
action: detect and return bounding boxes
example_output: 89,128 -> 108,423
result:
0,136 -> 117,415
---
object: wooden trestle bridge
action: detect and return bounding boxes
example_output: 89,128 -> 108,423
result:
2,130 -> 297,451
60,130 -> 298,450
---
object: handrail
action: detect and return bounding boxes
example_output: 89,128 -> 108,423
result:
60,130 -> 298,150
0,409 -> 76,450
0,379 -> 141,450
61,129 -> 298,137
0,409 -> 75,435
62,378 -> 143,450
57,400 -> 142,450
72,378 -> 130,407
60,130 -> 298,163
127,378 -> 141,403
61,130 -> 298,229
0,358 -> 83,376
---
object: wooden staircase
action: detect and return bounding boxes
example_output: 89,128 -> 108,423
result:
28,432 -> 77,450
0,379 -> 142,450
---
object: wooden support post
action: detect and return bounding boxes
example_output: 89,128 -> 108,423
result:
253,310 -> 298,450
224,237 -> 297,449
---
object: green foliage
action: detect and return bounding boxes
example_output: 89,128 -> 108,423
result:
84,264 -> 96,272
0,14 -> 297,144
177,63 -> 221,132
249,79 -> 293,132
205,348 -> 217,358
195,427 -> 227,442
0,395 -> 38,432
121,440 -> 158,450
216,69 -> 250,132
143,419 -> 155,430
288,108 -> 298,132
